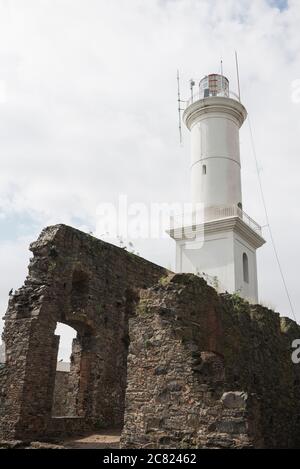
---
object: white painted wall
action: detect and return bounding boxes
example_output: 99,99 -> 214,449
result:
176,227 -> 259,303
176,230 -> 236,294
190,114 -> 242,208
233,232 -> 258,303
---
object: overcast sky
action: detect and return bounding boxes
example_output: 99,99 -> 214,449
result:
0,0 -> 299,359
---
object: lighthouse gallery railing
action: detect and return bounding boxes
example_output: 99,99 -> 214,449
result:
186,89 -> 241,107
170,205 -> 262,236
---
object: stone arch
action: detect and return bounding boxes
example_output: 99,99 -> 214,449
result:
50,316 -> 96,421
51,323 -> 75,417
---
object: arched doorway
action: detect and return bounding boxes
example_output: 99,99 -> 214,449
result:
51,319 -> 95,419
52,323 -> 76,416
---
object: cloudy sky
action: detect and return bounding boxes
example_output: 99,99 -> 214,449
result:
0,0 -> 299,358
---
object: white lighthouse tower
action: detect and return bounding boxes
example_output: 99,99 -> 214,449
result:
169,73 -> 265,303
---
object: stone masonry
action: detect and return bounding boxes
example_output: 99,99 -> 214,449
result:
121,274 -> 300,448
1,224 -> 300,448
0,224 -> 166,440
52,371 -> 71,417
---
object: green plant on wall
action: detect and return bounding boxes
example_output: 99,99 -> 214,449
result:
231,289 -> 243,310
211,275 -> 219,290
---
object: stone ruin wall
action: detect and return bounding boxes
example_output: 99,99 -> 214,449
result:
1,224 -> 300,448
52,371 -> 71,417
121,274 -> 300,448
0,224 -> 166,440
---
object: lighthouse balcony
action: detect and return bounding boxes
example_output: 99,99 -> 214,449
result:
169,204 -> 262,236
205,205 -> 262,234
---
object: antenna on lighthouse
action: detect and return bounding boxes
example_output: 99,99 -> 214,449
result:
220,59 -> 224,93
177,69 -> 183,145
235,51 -> 241,101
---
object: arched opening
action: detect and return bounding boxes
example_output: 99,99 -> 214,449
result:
243,252 -> 249,283
202,164 -> 207,175
56,323 -> 76,363
52,323 -> 76,417
51,269 -> 94,419
51,320 -> 95,419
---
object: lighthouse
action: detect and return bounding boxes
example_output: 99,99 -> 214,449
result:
169,73 -> 265,303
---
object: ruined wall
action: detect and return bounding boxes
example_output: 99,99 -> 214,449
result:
52,371 -> 71,417
121,274 -> 300,449
0,224 -> 166,440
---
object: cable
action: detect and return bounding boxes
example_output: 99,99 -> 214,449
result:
247,115 -> 296,321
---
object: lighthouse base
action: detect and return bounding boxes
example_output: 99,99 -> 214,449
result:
169,216 -> 265,304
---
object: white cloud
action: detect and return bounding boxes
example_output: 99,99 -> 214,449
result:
0,0 -> 300,353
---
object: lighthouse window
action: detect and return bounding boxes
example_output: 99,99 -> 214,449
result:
243,253 -> 249,283
202,165 -> 207,175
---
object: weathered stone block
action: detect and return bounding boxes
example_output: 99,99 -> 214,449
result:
221,392 -> 248,409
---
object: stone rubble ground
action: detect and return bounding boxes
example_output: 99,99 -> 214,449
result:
0,430 -> 121,449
